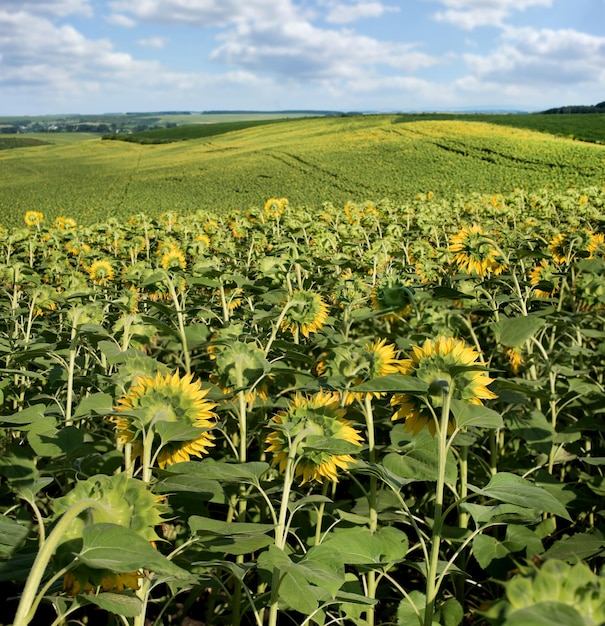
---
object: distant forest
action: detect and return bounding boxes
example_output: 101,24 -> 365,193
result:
541,101 -> 605,114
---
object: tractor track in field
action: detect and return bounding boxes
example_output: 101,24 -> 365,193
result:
268,151 -> 377,196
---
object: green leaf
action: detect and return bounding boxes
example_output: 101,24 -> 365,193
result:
322,528 -> 383,565
462,503 -> 540,525
0,404 -> 45,426
189,515 -> 275,536
472,534 -> 509,569
450,400 -> 503,430
542,531 -> 605,562
383,432 -> 458,484
351,374 -> 428,394
164,460 -> 269,483
397,590 -> 426,626
81,592 -> 142,618
437,598 -> 464,626
494,315 -> 547,348
154,421 -> 209,444
468,473 -> 571,521
73,393 -> 114,418
78,524 -> 191,579
0,517 -> 29,559
503,602 -> 585,626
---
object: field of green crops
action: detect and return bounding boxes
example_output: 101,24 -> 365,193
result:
1,115 -> 605,626
1,114 -> 605,228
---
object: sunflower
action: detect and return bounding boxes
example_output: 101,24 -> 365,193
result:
52,473 -> 164,596
504,346 -> 524,374
391,336 -> 496,436
587,233 -> 605,260
88,259 -> 114,285
548,233 -> 571,265
161,247 -> 186,271
54,216 -> 77,231
371,275 -> 413,321
264,197 -> 288,220
113,371 -> 217,468
449,224 -> 505,277
24,210 -> 44,227
281,290 -> 329,338
265,392 -> 363,484
529,260 -> 559,298
317,338 -> 406,404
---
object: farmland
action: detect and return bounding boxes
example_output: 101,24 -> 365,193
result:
1,114 -> 605,228
1,114 -> 605,626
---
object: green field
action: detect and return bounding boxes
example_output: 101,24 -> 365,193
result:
1,114 -> 604,227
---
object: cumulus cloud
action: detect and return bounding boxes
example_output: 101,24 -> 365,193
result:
2,0 -> 93,17
138,36 -> 167,48
324,1 -> 400,24
432,0 -> 552,29
464,26 -> 605,86
107,12 -> 137,27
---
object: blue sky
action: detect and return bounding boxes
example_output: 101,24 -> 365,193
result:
1,0 -> 604,115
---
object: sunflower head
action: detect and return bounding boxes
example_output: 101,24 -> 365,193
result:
88,259 -> 115,285
371,275 -> 413,321
24,210 -> 44,228
113,371 -> 217,468
161,248 -> 186,271
449,224 -> 505,277
529,260 -> 559,298
52,473 -> 164,595
265,392 -> 364,484
281,290 -> 329,338
391,336 -> 496,436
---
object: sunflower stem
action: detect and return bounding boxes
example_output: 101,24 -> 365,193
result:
65,311 -> 81,427
363,394 -> 378,626
13,499 -> 107,626
167,274 -> 191,375
424,385 -> 452,626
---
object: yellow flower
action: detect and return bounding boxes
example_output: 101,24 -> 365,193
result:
264,197 -> 288,219
504,347 -> 524,374
449,224 -> 505,277
391,337 -> 496,436
587,233 -> 605,260
54,216 -> 77,231
24,210 -> 44,227
62,571 -> 142,596
161,248 -> 186,270
265,392 -> 363,484
281,290 -> 329,338
548,233 -> 571,264
88,259 -> 114,285
113,371 -> 216,468
529,260 -> 558,298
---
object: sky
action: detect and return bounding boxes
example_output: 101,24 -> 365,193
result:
1,0 -> 605,116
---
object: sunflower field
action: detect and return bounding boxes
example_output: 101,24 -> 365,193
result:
1,186 -> 605,626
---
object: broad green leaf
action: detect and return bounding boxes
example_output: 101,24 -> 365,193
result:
493,315 -> 546,348
351,374 -> 428,394
503,602 -> 585,626
28,422 -> 84,458
81,592 -> 142,617
154,421 -> 210,444
383,432 -> 458,484
472,534 -> 509,569
508,411 -> 555,454
322,528 -> 383,565
0,404 -> 45,426
164,460 -> 269,483
189,516 -> 275,537
542,531 -> 605,562
450,400 -> 503,430
461,503 -> 540,525
468,473 -> 571,521
73,393 -> 114,418
154,475 -> 224,501
14,477 -> 54,502
437,598 -> 464,626
397,590 -> 427,626
78,524 -> 190,579
0,517 -> 29,559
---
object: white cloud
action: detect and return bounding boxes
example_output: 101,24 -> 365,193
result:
107,12 -> 137,27
432,0 -> 552,29
464,27 -> 605,86
138,36 -> 167,48
2,0 -> 93,17
324,1 -> 400,24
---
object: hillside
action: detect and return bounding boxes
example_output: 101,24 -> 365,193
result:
1,114 -> 604,227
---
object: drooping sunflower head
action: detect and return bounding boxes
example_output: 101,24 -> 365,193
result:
54,216 -> 77,232
88,259 -> 115,285
548,232 -> 571,265
529,259 -> 559,298
209,338 -> 270,406
24,210 -> 44,228
587,233 -> 605,260
161,247 -> 186,271
265,392 -> 364,484
391,336 -> 497,436
449,224 -> 505,277
281,290 -> 329,338
52,473 -> 164,595
113,371 -> 217,468
371,274 -> 413,321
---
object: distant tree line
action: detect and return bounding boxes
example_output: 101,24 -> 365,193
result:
541,101 -> 605,114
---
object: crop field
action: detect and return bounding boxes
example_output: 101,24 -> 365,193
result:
1,181 -> 605,625
1,114 -> 605,626
1,115 -> 605,228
